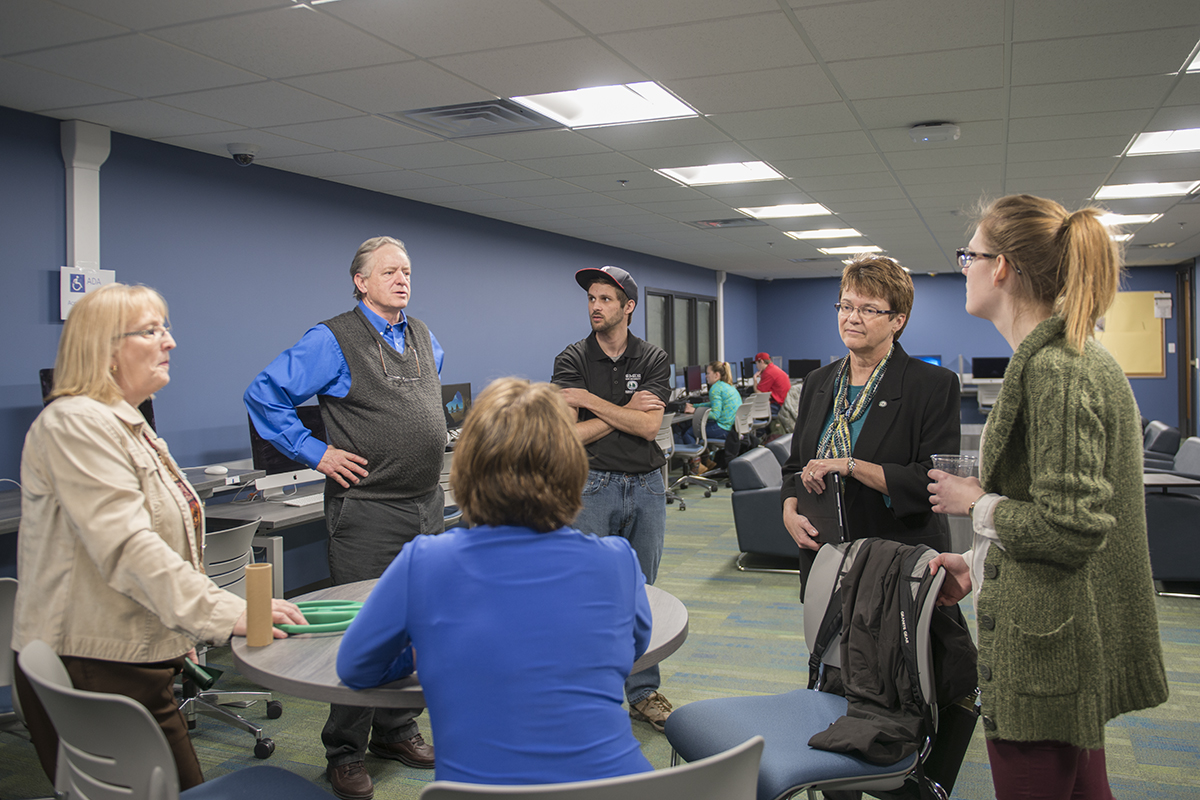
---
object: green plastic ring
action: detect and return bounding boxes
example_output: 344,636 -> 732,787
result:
276,600 -> 363,634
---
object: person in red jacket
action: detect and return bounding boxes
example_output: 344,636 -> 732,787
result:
754,352 -> 790,412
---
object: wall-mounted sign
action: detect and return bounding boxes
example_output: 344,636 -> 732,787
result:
60,266 -> 115,320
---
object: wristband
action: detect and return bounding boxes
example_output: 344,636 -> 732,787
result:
847,456 -> 856,478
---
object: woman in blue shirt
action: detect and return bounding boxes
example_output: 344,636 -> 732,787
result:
337,378 -> 653,785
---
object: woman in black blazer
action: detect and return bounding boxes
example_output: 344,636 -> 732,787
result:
780,256 -> 960,593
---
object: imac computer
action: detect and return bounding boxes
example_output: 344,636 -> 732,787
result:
741,357 -> 755,382
913,355 -> 943,367
249,405 -> 326,498
442,383 -> 472,430
684,365 -> 703,393
788,359 -> 821,381
41,367 -> 156,430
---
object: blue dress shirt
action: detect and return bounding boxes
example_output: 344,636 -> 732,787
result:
244,302 -> 444,468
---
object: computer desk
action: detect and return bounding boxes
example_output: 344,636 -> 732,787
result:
0,490 -> 20,536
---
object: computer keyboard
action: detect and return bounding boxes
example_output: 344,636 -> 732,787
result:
282,492 -> 324,507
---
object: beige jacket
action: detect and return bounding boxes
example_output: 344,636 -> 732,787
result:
13,395 -> 245,662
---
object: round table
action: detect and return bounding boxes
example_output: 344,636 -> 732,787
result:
232,581 -> 688,708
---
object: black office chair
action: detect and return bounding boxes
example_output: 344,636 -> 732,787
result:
670,409 -> 719,498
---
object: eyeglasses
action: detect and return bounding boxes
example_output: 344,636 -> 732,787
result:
834,302 -> 896,319
120,325 -> 172,341
378,342 -> 421,383
956,248 -> 1020,274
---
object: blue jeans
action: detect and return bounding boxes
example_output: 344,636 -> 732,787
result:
573,469 -> 667,705
676,418 -> 726,448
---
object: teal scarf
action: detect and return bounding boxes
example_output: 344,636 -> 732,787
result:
815,343 -> 893,459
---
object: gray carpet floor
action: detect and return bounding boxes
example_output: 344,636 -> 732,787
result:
2,483 -> 1198,799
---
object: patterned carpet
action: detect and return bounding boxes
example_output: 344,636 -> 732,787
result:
2,483 -> 1197,799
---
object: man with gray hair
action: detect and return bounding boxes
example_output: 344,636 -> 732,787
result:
245,236 -> 445,800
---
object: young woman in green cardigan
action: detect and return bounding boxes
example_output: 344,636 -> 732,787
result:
927,194 -> 1168,800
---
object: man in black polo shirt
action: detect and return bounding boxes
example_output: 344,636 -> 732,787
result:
552,265 -> 674,732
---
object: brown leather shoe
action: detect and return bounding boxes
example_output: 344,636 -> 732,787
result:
327,761 -> 373,800
368,732 -> 435,769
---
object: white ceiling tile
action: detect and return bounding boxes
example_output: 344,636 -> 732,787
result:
1165,73 -> 1200,108
527,193 -> 625,209
154,128 -> 325,160
1007,136 -> 1131,163
0,0 -> 128,56
1008,110 -> 1155,143
1110,157 -> 1200,185
151,6 -> 410,79
1011,28 -> 1200,86
707,103 -> 859,140
812,186 -> 906,204
598,187 -> 707,205
517,152 -> 648,179
0,58 -> 133,111
157,82 -> 357,127
263,116 -> 440,150
1145,105 -> 1200,132
431,39 -> 644,98
431,197 -> 538,215
1010,76 -> 1174,119
332,171 -> 453,193
488,208 -> 579,225
324,0 -> 581,58
398,185 -> 504,205
1012,0 -> 1199,40
600,13 -> 812,81
579,117 -> 732,151
873,121 -> 1005,154
622,142 -> 757,169
47,99 -> 242,139
638,199 -> 745,216
883,144 -> 1005,171
12,34 -> 261,97
350,141 -> 498,170
667,64 -> 841,115
53,0 -> 286,30
746,131 -> 876,162
796,172 -> 898,191
468,179 -> 591,199
285,62 -> 491,115
1004,157 -> 1116,179
772,153 -> 889,179
894,165 -> 1002,186
565,172 -> 678,192
827,47 -> 1003,101
851,89 -> 1004,130
800,0 -> 1003,59
697,183 -> 818,202
461,130 -> 612,161
552,0 -> 779,35
258,151 -> 386,178
417,161 -> 550,185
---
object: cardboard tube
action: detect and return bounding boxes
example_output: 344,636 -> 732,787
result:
245,563 -> 274,647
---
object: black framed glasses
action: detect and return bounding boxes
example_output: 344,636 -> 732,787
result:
834,302 -> 897,319
957,248 -> 1020,273
378,342 -> 421,383
119,324 -> 172,341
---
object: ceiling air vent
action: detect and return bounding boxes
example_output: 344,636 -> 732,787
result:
388,100 -> 563,138
686,218 -> 768,229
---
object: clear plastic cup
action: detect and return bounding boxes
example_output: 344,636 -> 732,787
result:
931,454 -> 977,477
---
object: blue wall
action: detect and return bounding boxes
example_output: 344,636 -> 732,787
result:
0,104 -> 726,479
756,269 -> 1184,426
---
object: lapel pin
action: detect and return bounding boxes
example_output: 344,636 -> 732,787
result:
878,400 -> 888,407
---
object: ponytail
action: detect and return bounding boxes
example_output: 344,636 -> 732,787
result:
1058,209 -> 1119,352
707,360 -> 732,384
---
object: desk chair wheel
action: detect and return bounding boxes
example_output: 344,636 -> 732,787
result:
254,737 -> 276,759
266,700 -> 283,719
703,489 -> 711,498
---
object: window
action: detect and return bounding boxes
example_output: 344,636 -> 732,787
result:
645,289 -> 717,372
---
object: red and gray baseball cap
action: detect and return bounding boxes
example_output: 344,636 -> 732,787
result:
575,266 -> 638,305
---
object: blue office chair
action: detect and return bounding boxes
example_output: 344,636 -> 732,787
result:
19,639 -> 338,800
670,409 -> 719,498
665,543 -> 951,800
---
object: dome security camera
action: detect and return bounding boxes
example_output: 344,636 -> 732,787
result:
226,143 -> 260,166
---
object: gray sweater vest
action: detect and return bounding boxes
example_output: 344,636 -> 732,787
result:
319,307 -> 445,501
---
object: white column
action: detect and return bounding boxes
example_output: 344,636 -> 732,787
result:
61,120 -> 111,269
716,270 -> 727,361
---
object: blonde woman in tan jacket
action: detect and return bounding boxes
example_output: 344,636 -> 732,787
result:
12,283 -> 305,790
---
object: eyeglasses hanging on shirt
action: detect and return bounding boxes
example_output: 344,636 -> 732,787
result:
377,342 -> 421,383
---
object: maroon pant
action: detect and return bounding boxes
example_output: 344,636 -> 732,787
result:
15,654 -> 204,790
987,739 -> 1113,800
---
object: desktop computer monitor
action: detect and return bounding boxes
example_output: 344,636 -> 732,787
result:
441,383 -> 472,429
788,359 -> 821,380
741,357 -> 755,381
684,365 -> 703,393
669,363 -> 677,388
248,405 -> 326,496
913,355 -> 942,367
972,357 -> 1009,379
41,367 -> 156,430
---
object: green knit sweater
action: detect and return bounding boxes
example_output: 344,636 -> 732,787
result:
977,316 -> 1168,748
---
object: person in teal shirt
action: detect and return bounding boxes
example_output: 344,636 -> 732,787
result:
677,361 -> 744,459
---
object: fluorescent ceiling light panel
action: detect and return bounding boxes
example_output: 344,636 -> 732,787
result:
656,161 -> 785,187
1094,181 -> 1200,199
1188,50 -> 1200,73
1097,213 -> 1162,226
784,228 -> 862,240
1110,233 -> 1134,242
1127,128 -> 1200,156
738,203 -> 832,219
819,245 -> 883,255
510,82 -> 697,128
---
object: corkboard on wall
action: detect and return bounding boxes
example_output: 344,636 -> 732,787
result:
1094,290 -> 1165,378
